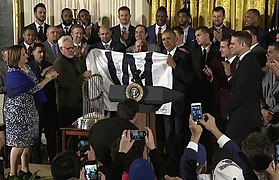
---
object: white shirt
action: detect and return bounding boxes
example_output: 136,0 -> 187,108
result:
120,24 -> 130,32
225,55 -> 237,64
34,21 -> 45,33
155,24 -> 167,35
250,42 -> 259,51
102,39 -> 112,47
183,26 -> 190,43
62,24 -> 72,34
167,46 -> 177,57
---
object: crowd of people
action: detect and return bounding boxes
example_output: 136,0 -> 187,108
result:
2,1 -> 279,180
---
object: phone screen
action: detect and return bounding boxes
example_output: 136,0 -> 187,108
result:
275,142 -> 279,164
191,104 -> 202,121
85,163 -> 98,180
130,130 -> 146,140
79,139 -> 90,157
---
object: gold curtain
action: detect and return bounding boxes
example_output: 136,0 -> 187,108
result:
152,0 -> 276,30
150,0 -> 184,26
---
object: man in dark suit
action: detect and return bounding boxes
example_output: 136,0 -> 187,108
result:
42,26 -> 61,65
147,6 -> 168,50
90,25 -> 126,52
161,29 -> 193,172
78,9 -> 100,45
20,3 -> 50,43
56,8 -> 73,36
244,9 -> 272,50
243,25 -> 267,67
225,31 -> 262,145
172,26 -> 190,52
177,8 -> 197,50
209,6 -> 234,54
111,6 -> 136,48
21,27 -> 36,61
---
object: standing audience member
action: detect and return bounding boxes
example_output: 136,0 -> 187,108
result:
42,26 -> 61,65
147,6 -> 169,49
243,25 -> 267,67
20,3 -> 50,43
244,9 -> 271,49
225,31 -> 262,145
21,27 -> 36,61
78,9 -> 101,45
53,36 -> 91,128
111,6 -> 136,48
177,8 -> 196,49
5,45 -> 58,179
172,26 -> 190,52
56,8 -> 73,36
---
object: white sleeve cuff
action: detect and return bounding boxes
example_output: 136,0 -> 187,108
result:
187,141 -> 198,152
217,134 -> 230,148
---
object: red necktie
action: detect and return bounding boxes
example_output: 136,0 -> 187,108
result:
27,46 -> 33,56
157,26 -> 162,46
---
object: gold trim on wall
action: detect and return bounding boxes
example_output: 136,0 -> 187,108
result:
13,0 -> 23,44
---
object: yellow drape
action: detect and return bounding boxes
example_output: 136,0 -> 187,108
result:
152,0 -> 276,30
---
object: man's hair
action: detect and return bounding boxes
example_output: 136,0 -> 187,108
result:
118,6 -> 130,15
213,6 -> 225,16
135,24 -> 147,34
22,26 -> 36,35
220,36 -> 231,46
196,26 -> 210,35
247,9 -> 260,18
270,42 -> 279,52
61,8 -> 72,15
33,43 -> 45,51
162,29 -> 176,37
242,25 -> 258,38
241,132 -> 274,171
78,9 -> 89,17
231,31 -> 252,47
156,6 -> 167,14
171,26 -> 184,35
58,35 -> 73,48
51,151 -> 81,180
34,3 -> 46,12
177,7 -> 191,17
117,99 -> 139,120
71,24 -> 84,33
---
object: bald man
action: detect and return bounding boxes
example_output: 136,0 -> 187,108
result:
42,26 -> 61,64
133,39 -> 149,52
89,25 -> 126,52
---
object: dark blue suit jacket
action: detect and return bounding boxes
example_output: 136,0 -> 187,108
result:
185,27 -> 197,50
111,24 -> 136,47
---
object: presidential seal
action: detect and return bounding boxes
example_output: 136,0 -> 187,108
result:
125,83 -> 144,102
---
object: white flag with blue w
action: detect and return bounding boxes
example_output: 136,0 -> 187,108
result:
86,49 -> 173,115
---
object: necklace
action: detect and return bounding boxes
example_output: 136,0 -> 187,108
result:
20,65 -> 29,73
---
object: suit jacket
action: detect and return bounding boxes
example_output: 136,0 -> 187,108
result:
225,52 -> 262,130
147,24 -> 169,51
56,23 -> 72,36
53,55 -> 86,109
184,27 -> 197,50
111,24 -> 136,47
126,43 -> 161,53
90,41 -> 126,53
0,59 -> 7,94
257,26 -> 272,50
191,45 -> 219,113
251,43 -> 267,67
19,22 -> 50,43
42,41 -> 60,64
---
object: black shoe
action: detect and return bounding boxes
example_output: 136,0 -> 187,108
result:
7,173 -> 20,180
19,170 -> 40,180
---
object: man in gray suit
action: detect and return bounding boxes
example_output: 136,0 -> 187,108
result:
42,26 -> 61,64
261,43 -> 279,124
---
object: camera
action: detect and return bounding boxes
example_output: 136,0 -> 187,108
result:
191,103 -> 202,122
130,130 -> 146,140
79,138 -> 90,157
84,160 -> 98,180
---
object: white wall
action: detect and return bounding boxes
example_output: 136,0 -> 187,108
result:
23,0 -> 150,27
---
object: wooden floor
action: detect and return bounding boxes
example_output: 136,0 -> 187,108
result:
5,164 -> 53,179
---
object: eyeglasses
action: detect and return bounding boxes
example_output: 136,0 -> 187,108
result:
63,47 -> 75,51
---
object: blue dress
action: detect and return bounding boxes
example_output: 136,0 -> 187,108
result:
4,65 -> 47,148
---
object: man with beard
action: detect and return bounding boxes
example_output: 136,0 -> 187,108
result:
78,9 -> 100,45
209,6 -> 233,51
56,8 -> 73,36
20,3 -> 50,43
42,26 -> 61,64
177,8 -> 196,50
147,6 -> 169,50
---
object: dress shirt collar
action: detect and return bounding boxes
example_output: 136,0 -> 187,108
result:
167,46 -> 177,57
250,42 -> 259,51
102,39 -> 112,47
201,43 -> 211,53
34,21 -> 45,31
225,55 -> 237,64
62,24 -> 72,30
155,24 -> 167,34
74,42 -> 82,48
23,42 -> 33,49
120,24 -> 130,31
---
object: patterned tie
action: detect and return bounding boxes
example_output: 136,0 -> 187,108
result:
64,26 -> 68,35
122,26 -> 127,34
27,46 -> 33,56
157,26 -> 162,46
52,44 -> 57,57
38,26 -> 44,41
104,43 -> 110,50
